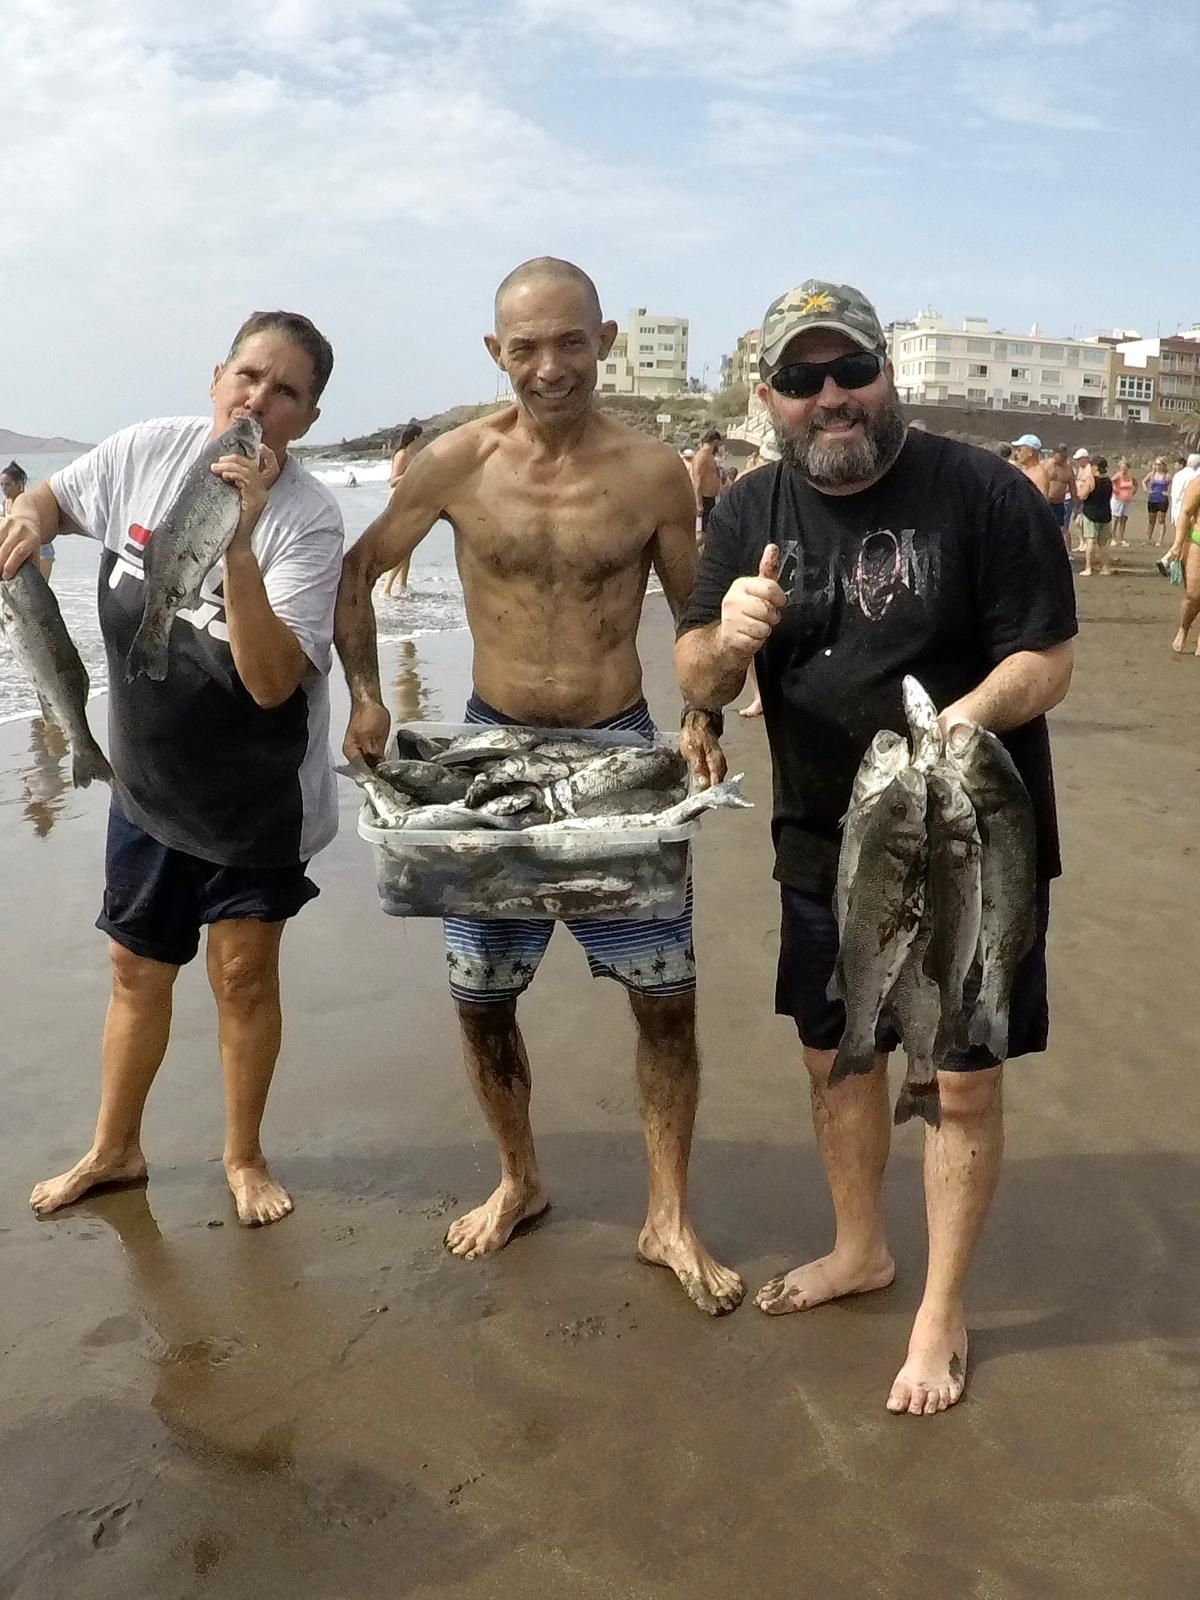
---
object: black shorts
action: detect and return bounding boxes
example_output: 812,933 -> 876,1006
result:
775,882 -> 1051,1070
1050,500 -> 1069,529
700,496 -> 717,530
97,806 -> 319,966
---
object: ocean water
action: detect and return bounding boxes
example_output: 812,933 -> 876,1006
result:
0,451 -> 466,723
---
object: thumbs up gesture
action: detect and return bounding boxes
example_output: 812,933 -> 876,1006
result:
718,543 -> 787,661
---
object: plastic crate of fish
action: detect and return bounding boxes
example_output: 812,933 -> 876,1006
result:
358,722 -> 700,921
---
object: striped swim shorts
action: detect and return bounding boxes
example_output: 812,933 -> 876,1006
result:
443,693 -> 696,1006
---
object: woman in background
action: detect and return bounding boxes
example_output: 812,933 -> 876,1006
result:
1,462 -> 54,580
1142,457 -> 1171,544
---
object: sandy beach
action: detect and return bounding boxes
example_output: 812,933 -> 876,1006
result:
2,547 -> 1198,1598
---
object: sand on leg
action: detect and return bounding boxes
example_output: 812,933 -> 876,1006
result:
30,942 -> 177,1216
756,1046 -> 895,1313
207,918 -> 293,1227
445,999 -> 548,1258
886,1064 -> 1003,1416
630,990 -> 744,1314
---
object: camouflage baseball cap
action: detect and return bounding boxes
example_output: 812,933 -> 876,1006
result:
759,279 -> 886,376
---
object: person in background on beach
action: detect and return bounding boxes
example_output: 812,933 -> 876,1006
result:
1045,445 -> 1073,548
1142,457 -> 1171,543
1,461 -> 53,580
382,422 -> 424,597
691,430 -> 723,537
336,257 -> 743,1317
1164,472 -> 1200,652
1012,434 -> 1050,496
1110,459 -> 1135,546
0,311 -> 343,1228
722,465 -> 740,494
1076,453 -> 1114,576
675,276 -> 1075,1414
997,443 -> 1013,461
1069,448 -> 1091,551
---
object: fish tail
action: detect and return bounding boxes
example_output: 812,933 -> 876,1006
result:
829,1031 -> 878,1084
894,1082 -> 942,1129
71,738 -> 114,790
125,618 -> 169,683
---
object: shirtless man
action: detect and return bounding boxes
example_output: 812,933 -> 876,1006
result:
1012,434 -> 1051,496
335,257 -> 743,1316
691,430 -> 723,537
1044,444 -> 1073,548
382,421 -> 424,596
1166,473 -> 1200,654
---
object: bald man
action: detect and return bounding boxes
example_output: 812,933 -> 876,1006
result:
335,257 -> 743,1315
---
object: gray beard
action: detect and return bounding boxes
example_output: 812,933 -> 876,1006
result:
775,395 -> 907,489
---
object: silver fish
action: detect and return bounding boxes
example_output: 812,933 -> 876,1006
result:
125,417 -> 262,682
377,758 -> 471,804
340,757 -> 413,827
0,562 -> 113,787
830,767 -> 927,1084
437,727 -> 540,765
527,775 -> 750,833
835,730 -> 910,941
382,802 -> 521,831
478,788 -> 538,816
888,911 -> 942,1129
573,785 -> 687,818
925,766 -> 983,1062
902,675 -> 944,774
548,746 -> 686,817
944,722 -> 1036,1061
532,737 -> 606,761
465,755 -> 572,807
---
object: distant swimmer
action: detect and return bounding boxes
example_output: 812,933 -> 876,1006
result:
347,471 -> 358,487
382,421 -> 424,597
690,429 -> 723,538
1045,444 -> 1073,547
337,257 -> 744,1316
1011,433 -> 1051,496
0,311 -> 344,1228
2,461 -> 53,580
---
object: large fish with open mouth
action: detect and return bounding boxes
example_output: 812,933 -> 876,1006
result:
944,722 -> 1036,1061
125,417 -> 262,683
0,561 -> 113,788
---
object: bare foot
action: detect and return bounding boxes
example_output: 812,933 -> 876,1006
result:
30,1146 -> 147,1217
738,698 -> 763,719
1172,631 -> 1187,654
886,1308 -> 968,1416
225,1159 -> 293,1227
444,1182 -> 549,1259
637,1218 -> 745,1315
755,1247 -> 895,1315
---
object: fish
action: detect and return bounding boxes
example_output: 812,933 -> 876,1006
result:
340,757 -> 414,827
464,755 -> 572,807
477,788 -> 539,817
829,766 -> 928,1084
944,722 -> 1037,1061
547,746 -> 687,817
924,766 -> 983,1063
125,417 -> 263,682
380,803 -> 521,831
376,758 -> 472,804
834,730 -> 910,941
437,727 -> 541,765
888,912 -> 942,1129
526,775 -> 751,833
902,675 -> 944,774
573,785 -> 688,817
0,562 -> 113,788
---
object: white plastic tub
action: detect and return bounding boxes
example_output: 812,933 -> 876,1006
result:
358,722 -> 695,920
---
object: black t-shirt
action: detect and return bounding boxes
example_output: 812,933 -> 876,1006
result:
1082,475 -> 1113,521
678,431 -> 1078,898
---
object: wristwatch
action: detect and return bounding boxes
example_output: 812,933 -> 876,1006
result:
681,706 -> 725,737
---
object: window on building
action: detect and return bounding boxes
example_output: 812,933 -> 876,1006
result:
993,342 -> 1008,359
1010,367 -> 1031,381
1081,374 -> 1102,389
656,360 -> 674,369
605,363 -> 617,374
640,343 -> 655,352
1117,375 -> 1153,400
1040,371 -> 1060,384
1010,391 -> 1030,406
969,363 -> 988,378
1038,345 -> 1064,361
639,360 -> 654,369
1082,350 -> 1106,365
934,337 -> 951,351
967,387 -> 987,401
600,383 -> 615,392
1011,341 -> 1033,355
967,339 -> 991,354
933,360 -> 951,374
1040,395 -> 1058,408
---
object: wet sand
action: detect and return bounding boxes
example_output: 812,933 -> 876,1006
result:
2,548 -> 1198,1597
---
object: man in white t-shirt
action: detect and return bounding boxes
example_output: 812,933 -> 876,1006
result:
0,311 -> 344,1227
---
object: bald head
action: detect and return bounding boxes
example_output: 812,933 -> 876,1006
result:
494,257 -> 603,332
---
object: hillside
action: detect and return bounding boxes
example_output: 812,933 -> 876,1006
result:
0,427 -> 92,456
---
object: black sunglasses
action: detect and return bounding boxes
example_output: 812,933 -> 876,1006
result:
769,349 -> 884,400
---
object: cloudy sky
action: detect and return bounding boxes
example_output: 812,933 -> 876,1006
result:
5,0 -> 1197,445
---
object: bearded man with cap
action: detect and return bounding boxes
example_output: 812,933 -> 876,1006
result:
675,279 -> 1077,1415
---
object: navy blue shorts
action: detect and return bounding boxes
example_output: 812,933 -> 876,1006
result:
98,806 -> 319,967
775,882 -> 1051,1070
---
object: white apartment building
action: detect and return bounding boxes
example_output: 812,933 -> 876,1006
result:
598,308 -> 689,399
889,312 -> 1110,417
